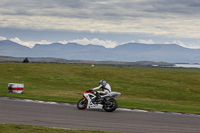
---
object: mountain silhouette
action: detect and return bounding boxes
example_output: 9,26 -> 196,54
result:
0,40 -> 200,63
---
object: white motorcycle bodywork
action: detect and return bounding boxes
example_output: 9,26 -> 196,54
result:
83,92 -> 121,109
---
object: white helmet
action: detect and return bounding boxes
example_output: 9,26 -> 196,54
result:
99,80 -> 106,86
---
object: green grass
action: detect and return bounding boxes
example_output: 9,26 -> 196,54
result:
0,124 -> 115,133
0,63 -> 200,114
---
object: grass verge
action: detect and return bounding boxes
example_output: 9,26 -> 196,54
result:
0,124 -> 116,133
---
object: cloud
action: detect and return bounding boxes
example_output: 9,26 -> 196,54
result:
138,39 -> 155,44
0,36 -> 7,40
0,0 -> 200,39
172,40 -> 185,47
4,36 -> 117,48
10,37 -> 36,47
172,40 -> 200,49
9,37 -> 52,48
69,38 -> 118,48
59,38 -> 118,48
164,42 -> 171,44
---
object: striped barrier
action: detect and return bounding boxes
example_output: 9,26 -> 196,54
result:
8,83 -> 24,94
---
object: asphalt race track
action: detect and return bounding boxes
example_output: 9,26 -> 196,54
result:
0,97 -> 200,133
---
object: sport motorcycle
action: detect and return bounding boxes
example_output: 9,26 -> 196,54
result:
77,89 -> 121,112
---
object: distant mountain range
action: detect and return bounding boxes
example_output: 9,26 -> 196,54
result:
0,40 -> 200,63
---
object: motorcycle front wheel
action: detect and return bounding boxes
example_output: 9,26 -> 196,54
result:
103,98 -> 118,112
77,98 -> 88,110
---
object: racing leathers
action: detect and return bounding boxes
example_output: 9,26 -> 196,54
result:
92,83 -> 111,99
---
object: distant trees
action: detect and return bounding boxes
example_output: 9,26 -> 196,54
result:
23,57 -> 29,63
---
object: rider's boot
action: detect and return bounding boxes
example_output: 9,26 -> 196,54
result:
94,92 -> 102,104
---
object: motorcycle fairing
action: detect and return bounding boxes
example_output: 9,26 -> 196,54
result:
101,92 -> 121,98
83,93 -> 103,109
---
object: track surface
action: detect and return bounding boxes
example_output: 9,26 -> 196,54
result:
0,98 -> 200,133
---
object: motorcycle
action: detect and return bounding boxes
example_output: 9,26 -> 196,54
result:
77,89 -> 121,112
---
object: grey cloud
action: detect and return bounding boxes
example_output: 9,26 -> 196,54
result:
0,0 -> 101,19
1,0 -> 200,39
189,0 -> 200,7
1,0 -> 199,20
140,0 -> 200,15
53,0 -> 89,8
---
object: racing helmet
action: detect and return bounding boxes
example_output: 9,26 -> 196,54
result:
99,80 -> 106,86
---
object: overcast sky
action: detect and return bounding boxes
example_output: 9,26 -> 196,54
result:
0,0 -> 200,48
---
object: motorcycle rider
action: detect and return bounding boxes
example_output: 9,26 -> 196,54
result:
91,80 -> 111,102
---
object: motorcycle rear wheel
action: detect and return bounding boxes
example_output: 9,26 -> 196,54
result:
77,98 -> 87,110
103,98 -> 118,112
